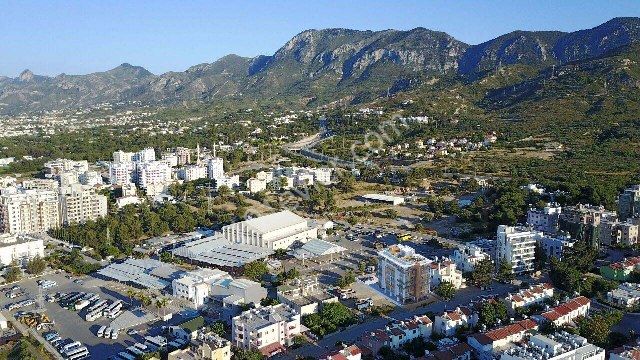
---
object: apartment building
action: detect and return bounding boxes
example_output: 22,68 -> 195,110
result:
558,204 -> 616,247
537,234 -> 575,260
434,307 -> 478,336
175,147 -> 192,166
247,178 -> 268,194
452,244 -> 490,272
538,296 -> 590,327
500,332 -> 604,360
112,150 -> 135,164
503,283 -> 554,312
179,165 -> 208,182
276,276 -> 337,315
58,184 -> 108,225
359,315 -> 432,354
600,219 -> 639,246
0,233 -> 44,266
618,185 -> 640,221
109,162 -> 135,185
172,268 -> 231,308
526,203 -> 561,233
221,210 -> 317,250
133,147 -> 156,163
496,225 -> 542,275
207,158 -> 224,179
377,244 -> 431,304
0,188 -> 60,234
43,158 -> 89,176
136,161 -> 171,189
21,179 -> 58,191
232,304 -> 301,357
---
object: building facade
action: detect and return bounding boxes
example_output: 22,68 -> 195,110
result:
377,244 -> 431,304
58,185 -> 108,225
232,304 -> 301,357
0,188 -> 60,234
496,226 -> 542,275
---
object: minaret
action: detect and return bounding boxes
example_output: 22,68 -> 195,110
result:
196,143 -> 201,165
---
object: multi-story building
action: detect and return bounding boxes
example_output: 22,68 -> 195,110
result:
43,158 -> 89,176
377,244 -> 431,304
136,161 -> 171,190
21,179 -> 59,191
504,283 -> 554,312
434,307 -> 477,336
0,233 -> 44,266
175,147 -> 192,166
496,225 -> 542,275
607,282 -> 640,308
452,244 -> 491,272
538,296 -> 590,327
537,234 -> 575,260
78,171 -> 103,187
276,276 -> 338,315
246,178 -> 268,194
221,210 -> 317,250
113,150 -> 135,164
527,203 -> 561,233
168,331 -> 231,360
232,304 -> 301,357
359,315 -> 432,354
58,184 -> 108,225
500,332 -> 604,360
429,259 -> 464,289
133,147 -> 156,163
172,268 -> 231,308
618,185 -> 640,221
179,165 -> 208,182
0,188 -> 60,234
207,158 -> 225,179
600,219 -> 639,246
558,204 -> 616,247
109,162 -> 135,185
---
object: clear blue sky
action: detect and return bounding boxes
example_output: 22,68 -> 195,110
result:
1,0 -> 639,77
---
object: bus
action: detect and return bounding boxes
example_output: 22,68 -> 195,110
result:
64,346 -> 88,359
97,326 -> 107,338
126,346 -> 144,356
103,300 -> 122,317
62,341 -> 82,353
144,335 -> 167,350
397,233 -> 412,242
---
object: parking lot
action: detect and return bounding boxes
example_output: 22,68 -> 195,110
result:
0,271 -> 157,359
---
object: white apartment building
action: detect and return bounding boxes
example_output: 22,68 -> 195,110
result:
496,225 -> 542,275
109,162 -> 136,185
377,244 -> 431,304
526,203 -> 561,233
0,188 -> 60,234
434,307 -> 478,336
246,178 -> 268,194
0,233 -> 44,266
179,165 -> 208,182
214,175 -> 240,190
113,150 -> 135,164
221,210 -> 317,250
78,171 -> 103,187
601,219 -> 639,246
175,147 -> 191,166
537,234 -> 575,260
58,184 -> 108,225
172,268 -> 231,308
43,159 -> 89,175
452,244 -> 491,272
136,161 -> 172,189
232,304 -> 301,356
133,147 -> 156,162
21,179 -> 58,191
500,333 -> 604,360
207,158 -> 224,179
429,259 -> 465,289
607,282 -> 640,308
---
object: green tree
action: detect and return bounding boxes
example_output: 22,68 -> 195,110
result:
210,321 -> 227,337
497,258 -> 514,283
434,281 -> 456,301
9,338 -> 36,360
26,255 -> 47,275
470,258 -> 493,288
243,261 -> 268,281
336,270 -> 356,288
232,348 -> 265,360
5,263 -> 22,283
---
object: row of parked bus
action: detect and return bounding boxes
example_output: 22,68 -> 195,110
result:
85,299 -> 122,321
44,332 -> 88,360
96,325 -> 119,339
57,292 -> 99,311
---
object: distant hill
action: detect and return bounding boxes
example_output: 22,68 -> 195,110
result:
1,17 -> 639,114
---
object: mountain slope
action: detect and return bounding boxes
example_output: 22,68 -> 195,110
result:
1,17 -> 639,114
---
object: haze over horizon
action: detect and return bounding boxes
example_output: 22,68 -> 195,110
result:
1,0 -> 639,77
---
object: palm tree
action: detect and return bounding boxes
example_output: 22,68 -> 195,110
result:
155,298 -> 169,318
126,289 -> 136,305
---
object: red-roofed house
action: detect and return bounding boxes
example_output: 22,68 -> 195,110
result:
434,307 -> 478,336
467,319 -> 538,359
320,344 -> 362,360
538,296 -> 590,326
423,343 -> 472,360
503,283 -> 554,312
359,315 -> 432,354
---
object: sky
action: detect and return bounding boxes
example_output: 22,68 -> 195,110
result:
1,0 -> 639,77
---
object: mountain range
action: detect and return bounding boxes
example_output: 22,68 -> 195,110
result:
1,17 -> 639,114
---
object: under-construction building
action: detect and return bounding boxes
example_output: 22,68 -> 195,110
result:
377,244 -> 431,304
